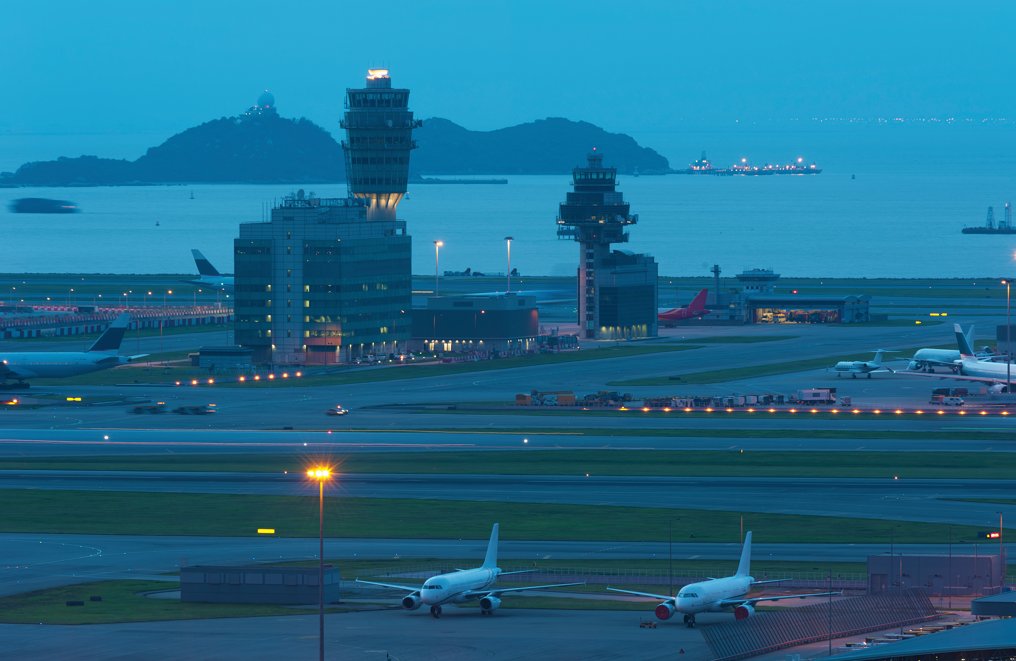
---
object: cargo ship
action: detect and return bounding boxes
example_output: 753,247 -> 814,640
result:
674,154 -> 821,175
962,203 -> 1016,234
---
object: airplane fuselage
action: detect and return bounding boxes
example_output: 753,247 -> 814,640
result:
420,567 -> 499,606
672,575 -> 752,615
958,355 -> 1015,381
0,352 -> 121,380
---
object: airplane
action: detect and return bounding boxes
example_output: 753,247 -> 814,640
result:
831,350 -> 894,378
900,323 -> 1016,391
0,314 -> 146,388
907,325 -> 993,372
658,288 -> 710,325
188,249 -> 234,291
607,531 -> 839,628
356,523 -> 582,618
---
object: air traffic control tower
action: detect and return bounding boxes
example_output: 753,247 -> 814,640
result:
557,150 -> 658,339
341,69 -> 421,220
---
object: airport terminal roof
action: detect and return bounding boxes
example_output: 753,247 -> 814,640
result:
972,589 -> 1016,617
826,618 -> 1016,660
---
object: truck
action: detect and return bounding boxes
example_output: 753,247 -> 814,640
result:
793,388 -> 838,405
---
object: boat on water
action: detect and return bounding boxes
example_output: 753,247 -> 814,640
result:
8,198 -> 80,214
674,154 -> 822,176
962,203 -> 1016,234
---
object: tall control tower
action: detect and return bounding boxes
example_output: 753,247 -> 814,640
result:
341,69 -> 421,220
557,150 -> 658,339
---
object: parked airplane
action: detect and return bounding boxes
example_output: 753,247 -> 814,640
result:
658,289 -> 710,325
831,350 -> 894,378
901,324 -> 1015,391
188,249 -> 234,291
356,523 -> 582,618
907,325 -> 989,372
607,532 -> 838,627
0,314 -> 146,388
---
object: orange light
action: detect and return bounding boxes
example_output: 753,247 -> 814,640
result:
852,409 -> 861,414
725,408 -> 734,413
190,379 -> 198,386
641,407 -> 651,413
980,410 -> 989,415
705,407 -> 714,413
936,410 -> 945,415
662,407 -> 672,412
684,407 -> 693,413
830,408 -> 839,414
619,406 -> 629,411
207,378 -> 214,385
175,381 -> 181,386
254,374 -> 261,381
894,409 -> 903,415
809,408 -> 818,414
238,376 -> 246,382
873,409 -> 882,414
915,410 -> 924,415
282,372 -> 289,379
268,374 -> 276,380
307,467 -> 332,480
747,408 -> 756,413
958,410 -> 967,415
789,408 -> 798,413
1003,411 -> 1010,416
768,408 -> 776,413
295,371 -> 302,377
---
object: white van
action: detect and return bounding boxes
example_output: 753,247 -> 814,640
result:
942,396 -> 964,406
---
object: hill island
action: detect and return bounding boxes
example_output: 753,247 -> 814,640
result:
0,95 -> 669,186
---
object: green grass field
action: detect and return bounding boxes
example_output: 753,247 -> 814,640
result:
0,489 -> 992,544
8,449 -> 1016,479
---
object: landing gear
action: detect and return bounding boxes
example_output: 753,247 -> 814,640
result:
430,605 -> 442,618
866,373 -> 872,379
851,373 -> 857,379
480,608 -> 492,616
683,613 -> 696,628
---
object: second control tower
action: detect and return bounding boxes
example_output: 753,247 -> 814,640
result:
557,150 -> 658,339
341,69 -> 421,220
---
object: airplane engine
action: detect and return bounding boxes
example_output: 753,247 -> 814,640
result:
734,604 -> 755,620
479,596 -> 502,612
654,603 -> 675,620
401,595 -> 422,610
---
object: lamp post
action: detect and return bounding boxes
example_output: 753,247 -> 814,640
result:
433,240 -> 444,296
1005,280 -> 1012,391
307,467 -> 333,661
504,236 -> 513,293
1000,511 -> 1005,589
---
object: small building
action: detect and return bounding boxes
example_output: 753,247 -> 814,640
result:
868,553 -> 1002,596
411,293 -> 538,356
195,345 -> 253,370
180,564 -> 340,605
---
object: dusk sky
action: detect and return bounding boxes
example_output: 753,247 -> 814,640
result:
5,1 -> 1016,154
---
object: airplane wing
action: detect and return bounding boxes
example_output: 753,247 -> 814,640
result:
124,354 -> 150,363
750,578 -> 788,586
899,371 -> 1006,384
466,581 -> 584,598
355,578 -> 422,592
605,587 -> 671,600
720,591 -> 840,607
0,361 -> 27,379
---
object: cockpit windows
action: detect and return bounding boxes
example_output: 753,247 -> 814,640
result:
678,592 -> 698,598
424,584 -> 444,590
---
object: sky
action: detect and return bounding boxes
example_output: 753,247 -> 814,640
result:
4,1 -> 1016,161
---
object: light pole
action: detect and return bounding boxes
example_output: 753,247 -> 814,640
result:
504,236 -> 513,293
1000,511 -> 1005,589
307,467 -> 333,661
433,240 -> 444,296
1005,280 -> 1012,391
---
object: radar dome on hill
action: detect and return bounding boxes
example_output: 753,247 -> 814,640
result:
257,90 -> 275,109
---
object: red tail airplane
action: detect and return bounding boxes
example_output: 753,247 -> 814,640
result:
658,289 -> 709,325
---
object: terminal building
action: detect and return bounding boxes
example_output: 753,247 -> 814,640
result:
556,150 -> 658,340
233,69 -> 417,365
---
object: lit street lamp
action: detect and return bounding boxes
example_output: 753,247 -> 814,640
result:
307,466 -> 333,661
433,240 -> 444,296
504,236 -> 513,293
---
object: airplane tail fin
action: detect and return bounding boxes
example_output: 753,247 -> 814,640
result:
192,249 -> 221,276
964,325 -> 976,352
955,323 -> 975,356
88,314 -> 130,353
482,523 -> 499,569
872,350 -> 887,366
735,531 -> 752,577
689,288 -> 708,312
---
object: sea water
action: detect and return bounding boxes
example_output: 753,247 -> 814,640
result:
2,122 -> 1016,277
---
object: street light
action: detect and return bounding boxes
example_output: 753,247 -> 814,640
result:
433,240 -> 444,296
504,236 -> 513,293
1000,511 -> 1006,589
307,466 -> 333,661
1005,280 -> 1012,391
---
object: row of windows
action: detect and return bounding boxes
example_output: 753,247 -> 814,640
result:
348,156 -> 409,166
346,136 -> 414,147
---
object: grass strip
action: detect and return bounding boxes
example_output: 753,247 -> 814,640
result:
0,580 -> 355,625
31,344 -> 700,388
8,450 -> 1016,479
0,490 -> 989,544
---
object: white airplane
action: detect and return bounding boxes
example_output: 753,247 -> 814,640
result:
607,532 -> 839,627
907,325 -> 993,372
0,314 -> 146,388
188,249 -> 234,291
831,350 -> 894,378
356,523 -> 582,618
902,323 -> 1015,391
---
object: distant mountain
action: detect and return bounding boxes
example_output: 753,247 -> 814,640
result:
413,117 -> 670,175
0,113 -> 670,186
